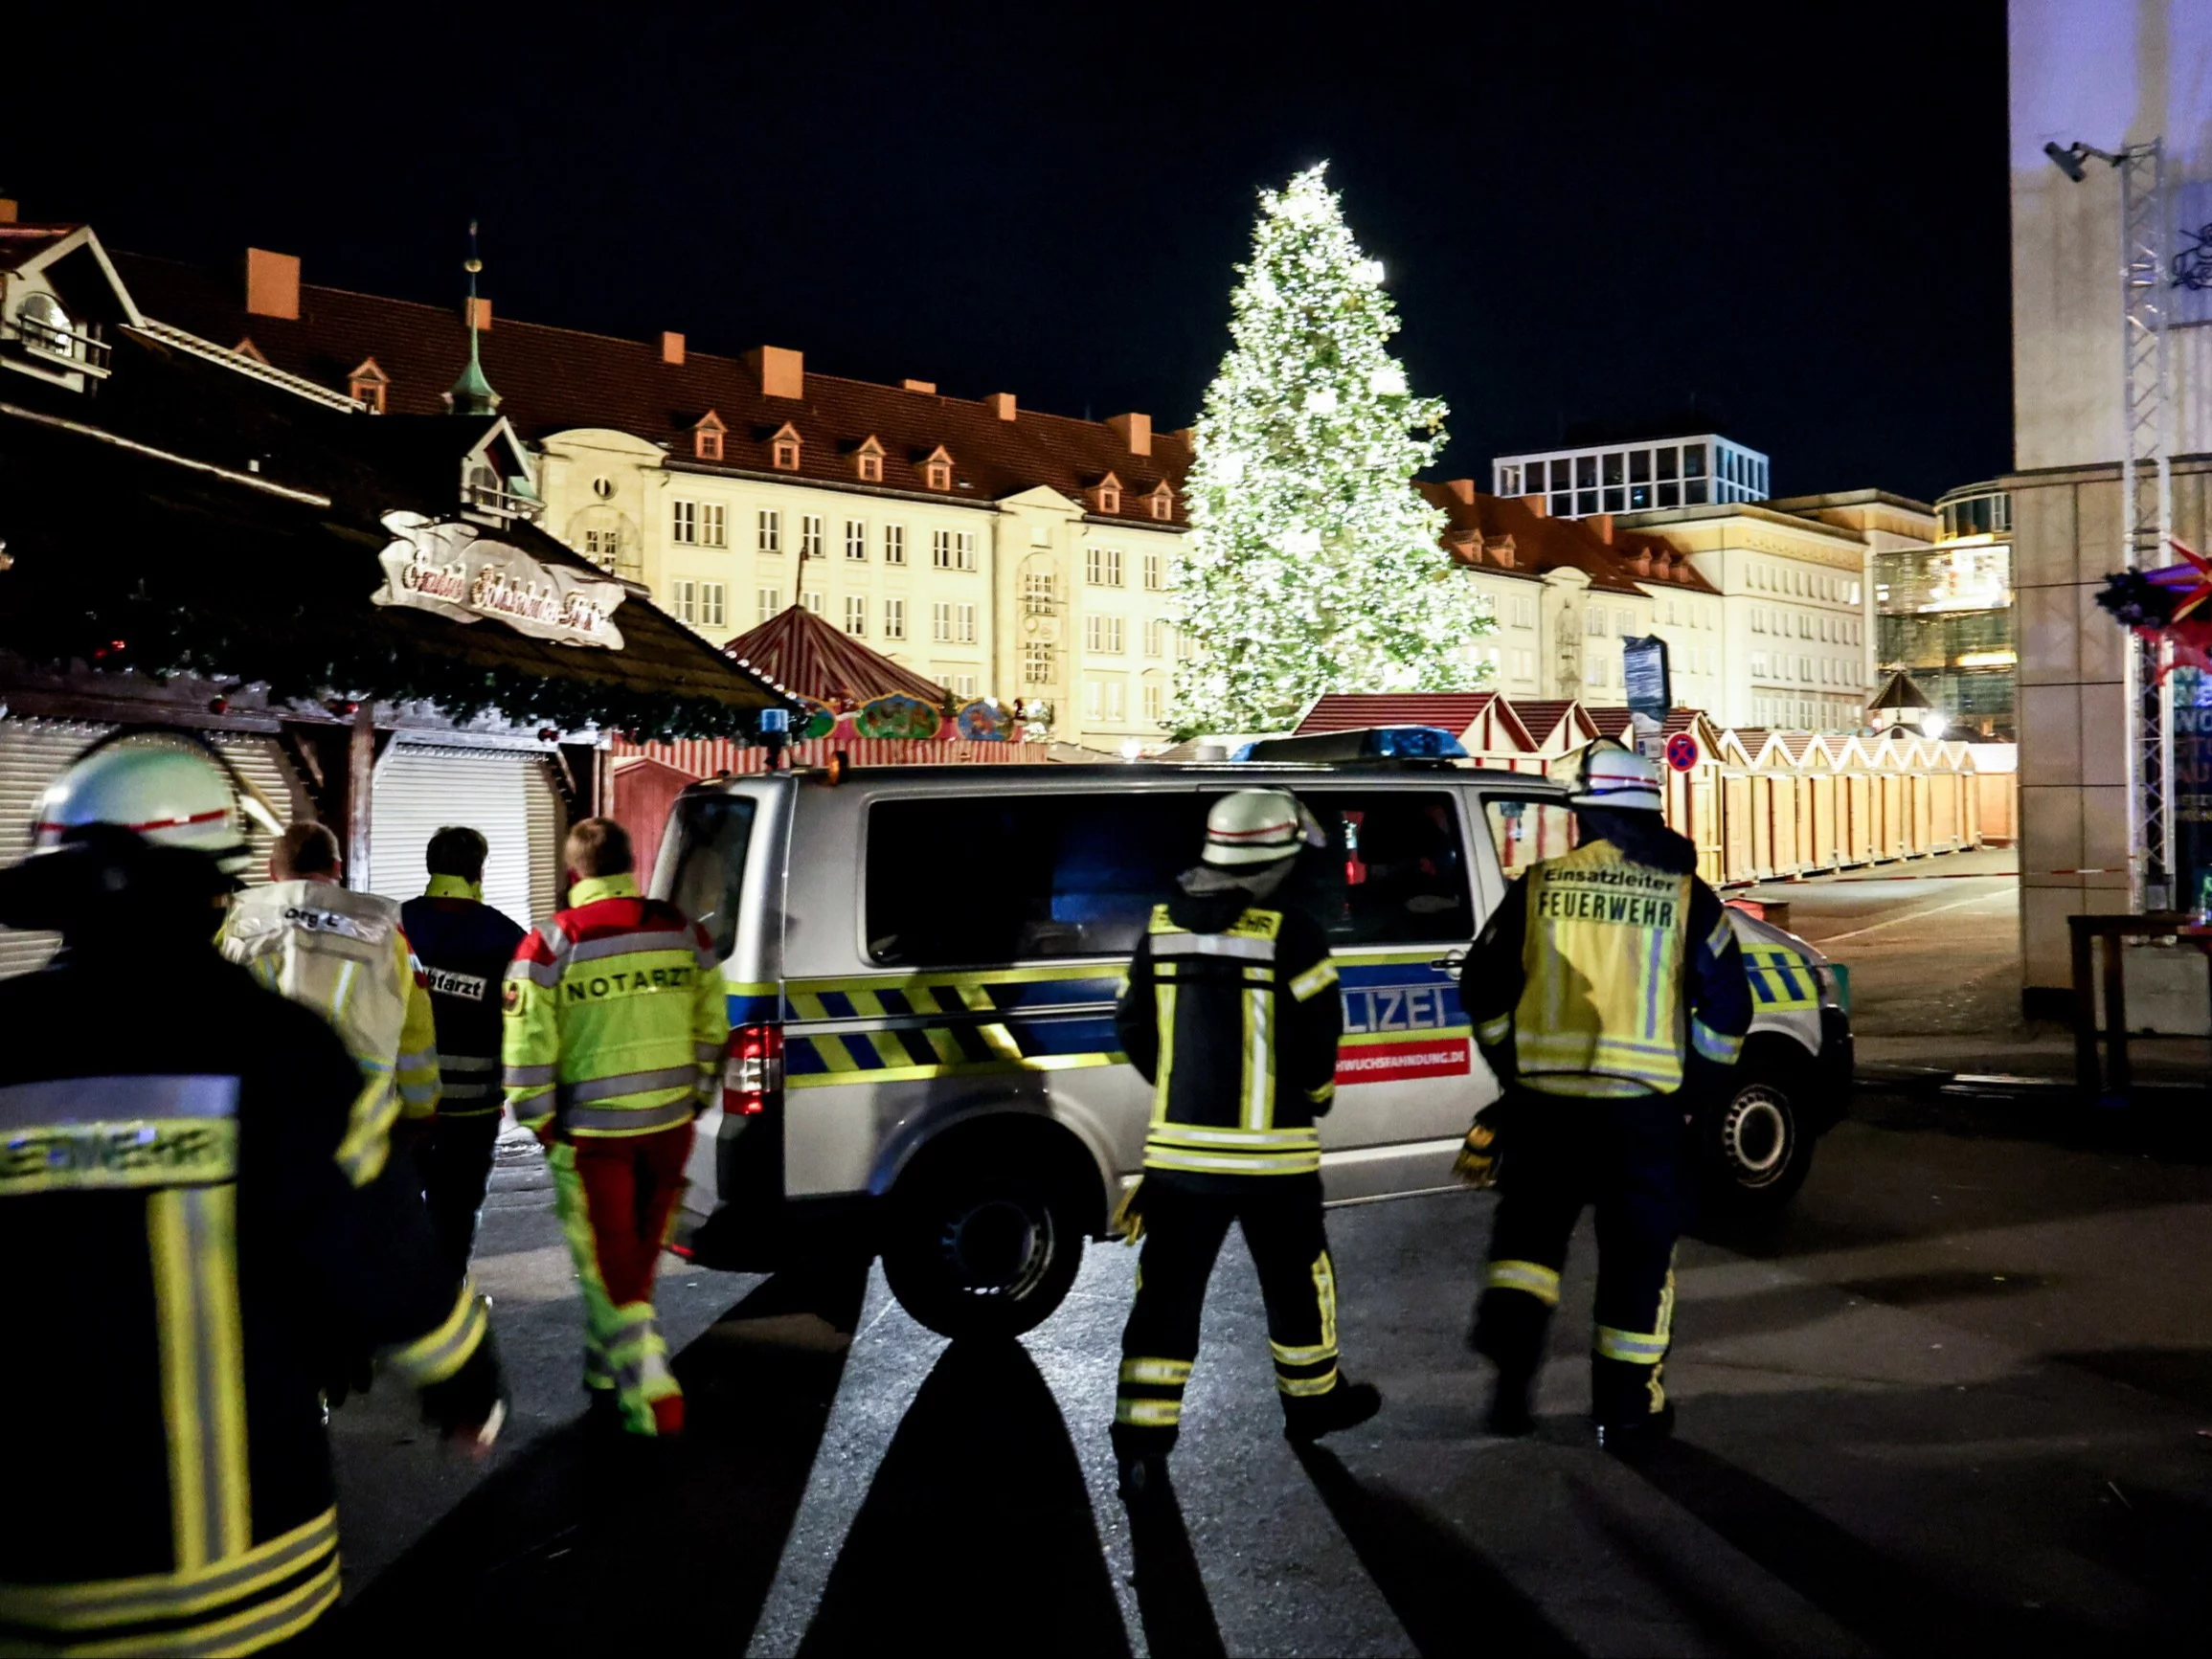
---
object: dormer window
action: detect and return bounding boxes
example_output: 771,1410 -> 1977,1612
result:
347,357 -> 390,415
768,421 -> 802,472
853,436 -> 885,482
918,445 -> 953,491
18,293 -> 72,356
1088,472 -> 1123,515
1145,482 -> 1174,522
693,410 -> 727,462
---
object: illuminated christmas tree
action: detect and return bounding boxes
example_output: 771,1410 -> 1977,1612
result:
1171,163 -> 1491,737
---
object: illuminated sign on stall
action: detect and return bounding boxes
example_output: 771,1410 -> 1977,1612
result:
372,511 -> 627,648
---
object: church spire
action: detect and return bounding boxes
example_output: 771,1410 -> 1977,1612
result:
445,219 -> 500,416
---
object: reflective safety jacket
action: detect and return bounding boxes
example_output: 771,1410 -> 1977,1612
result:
401,877 -> 528,1118
1115,889 -> 1343,1181
0,944 -> 488,1657
503,874 -> 728,1139
1460,837 -> 1751,1098
219,881 -> 440,1185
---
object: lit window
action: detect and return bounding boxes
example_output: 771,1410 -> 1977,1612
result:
1143,550 -> 1163,591
756,587 -> 779,623
884,524 -> 906,565
845,596 -> 867,637
801,515 -> 824,559
670,500 -> 698,545
1024,643 -> 1053,685
758,509 -> 781,553
582,527 -> 622,571
933,601 -> 954,642
884,598 -> 906,640
1024,572 -> 1055,615
701,503 -> 727,548
846,519 -> 867,560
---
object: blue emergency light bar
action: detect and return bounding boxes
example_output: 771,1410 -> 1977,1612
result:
1233,726 -> 1471,765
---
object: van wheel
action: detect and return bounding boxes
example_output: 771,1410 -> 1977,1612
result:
882,1157 -> 1085,1341
1699,1049 -> 1815,1220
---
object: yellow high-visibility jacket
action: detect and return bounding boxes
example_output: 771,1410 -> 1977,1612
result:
1461,836 -> 1750,1098
502,874 -> 728,1138
219,881 -> 440,1185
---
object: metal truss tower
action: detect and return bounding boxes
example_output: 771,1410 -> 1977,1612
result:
2119,141 -> 2174,908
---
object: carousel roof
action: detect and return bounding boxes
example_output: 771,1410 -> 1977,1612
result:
721,603 -> 947,707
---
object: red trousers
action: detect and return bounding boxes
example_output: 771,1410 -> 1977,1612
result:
559,1125 -> 693,1304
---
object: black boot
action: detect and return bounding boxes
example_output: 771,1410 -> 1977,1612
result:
1472,1289 -> 1549,1436
1591,1355 -> 1674,1455
1485,1367 -> 1537,1437
1282,1379 -> 1383,1445
1112,1423 -> 1175,1509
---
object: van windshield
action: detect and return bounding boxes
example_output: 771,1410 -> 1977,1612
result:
665,794 -> 758,960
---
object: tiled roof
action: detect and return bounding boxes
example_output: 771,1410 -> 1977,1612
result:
1509,700 -> 1590,745
1295,691 -> 1502,736
720,603 -> 947,706
1418,482 -> 1720,599
110,252 -> 1190,528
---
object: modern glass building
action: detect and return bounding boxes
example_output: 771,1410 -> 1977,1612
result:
1873,482 -> 2015,739
1493,434 -> 1770,518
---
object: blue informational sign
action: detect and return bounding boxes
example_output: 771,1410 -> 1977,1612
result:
1623,635 -> 1671,723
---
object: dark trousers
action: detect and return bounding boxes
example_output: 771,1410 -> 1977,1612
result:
1472,1090 -> 1685,1424
421,1112 -> 502,1282
1114,1173 -> 1344,1454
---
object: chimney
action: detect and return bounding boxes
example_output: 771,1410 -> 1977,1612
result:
465,295 -> 492,332
244,248 -> 301,321
745,345 -> 804,399
660,331 -> 686,365
902,378 -> 937,394
1587,513 -> 1613,544
1444,478 -> 1476,504
0,199 -> 17,225
986,392 -> 1017,420
1520,493 -> 1548,519
1107,412 -> 1153,456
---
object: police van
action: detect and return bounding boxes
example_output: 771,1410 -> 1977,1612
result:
655,729 -> 1851,1339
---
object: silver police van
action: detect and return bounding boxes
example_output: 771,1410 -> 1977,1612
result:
655,729 -> 1851,1340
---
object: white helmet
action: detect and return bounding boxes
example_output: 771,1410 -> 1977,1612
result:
34,734 -> 258,875
1574,743 -> 1663,814
1569,742 -> 1664,814
1203,789 -> 1323,867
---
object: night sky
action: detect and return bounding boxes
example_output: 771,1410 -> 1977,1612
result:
15,0 -> 2010,504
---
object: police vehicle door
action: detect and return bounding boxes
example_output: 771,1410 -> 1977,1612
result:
1274,787 -> 1481,1200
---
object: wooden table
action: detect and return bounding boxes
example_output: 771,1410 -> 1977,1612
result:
2067,911 -> 2212,1096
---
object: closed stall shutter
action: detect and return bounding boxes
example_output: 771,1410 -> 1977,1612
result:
0,724 -> 306,978
369,744 -> 562,930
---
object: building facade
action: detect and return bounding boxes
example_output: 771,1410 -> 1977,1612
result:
1493,433 -> 1770,518
101,248 -> 1188,752
1874,482 -> 2016,739
2005,0 -> 2212,1007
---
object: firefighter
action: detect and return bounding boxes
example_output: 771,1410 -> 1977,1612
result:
218,821 -> 441,1188
0,738 -> 504,1656
504,818 -> 727,1438
1110,789 -> 1381,1503
1456,741 -> 1751,1451
402,826 -> 527,1278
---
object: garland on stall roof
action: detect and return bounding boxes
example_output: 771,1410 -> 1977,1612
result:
0,591 -> 774,741
2095,539 -> 2212,681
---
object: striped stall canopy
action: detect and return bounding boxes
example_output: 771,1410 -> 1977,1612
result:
719,604 -> 949,707
611,737 -> 1055,775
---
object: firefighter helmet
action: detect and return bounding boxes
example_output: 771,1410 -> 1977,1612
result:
1569,741 -> 1664,815
33,734 -> 259,875
1202,789 -> 1324,867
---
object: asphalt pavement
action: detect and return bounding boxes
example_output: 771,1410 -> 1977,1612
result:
320,851 -> 2212,1654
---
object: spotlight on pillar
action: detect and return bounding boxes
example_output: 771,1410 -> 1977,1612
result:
2043,141 -> 2088,183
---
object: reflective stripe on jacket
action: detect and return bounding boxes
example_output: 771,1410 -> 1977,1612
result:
502,874 -> 729,1138
1461,837 -> 1750,1099
1116,898 -> 1343,1178
402,877 -> 528,1119
218,881 -> 440,1185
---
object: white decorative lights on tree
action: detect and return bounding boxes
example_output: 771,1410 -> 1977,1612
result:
1169,163 -> 1493,737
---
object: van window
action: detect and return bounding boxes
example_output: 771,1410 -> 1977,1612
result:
868,793 -> 1206,965
1277,790 -> 1474,946
1483,796 -> 1578,880
665,794 -> 758,960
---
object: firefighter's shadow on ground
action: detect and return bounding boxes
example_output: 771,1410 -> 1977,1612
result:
1293,1445 -> 1575,1658
798,1338 -> 1136,1656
